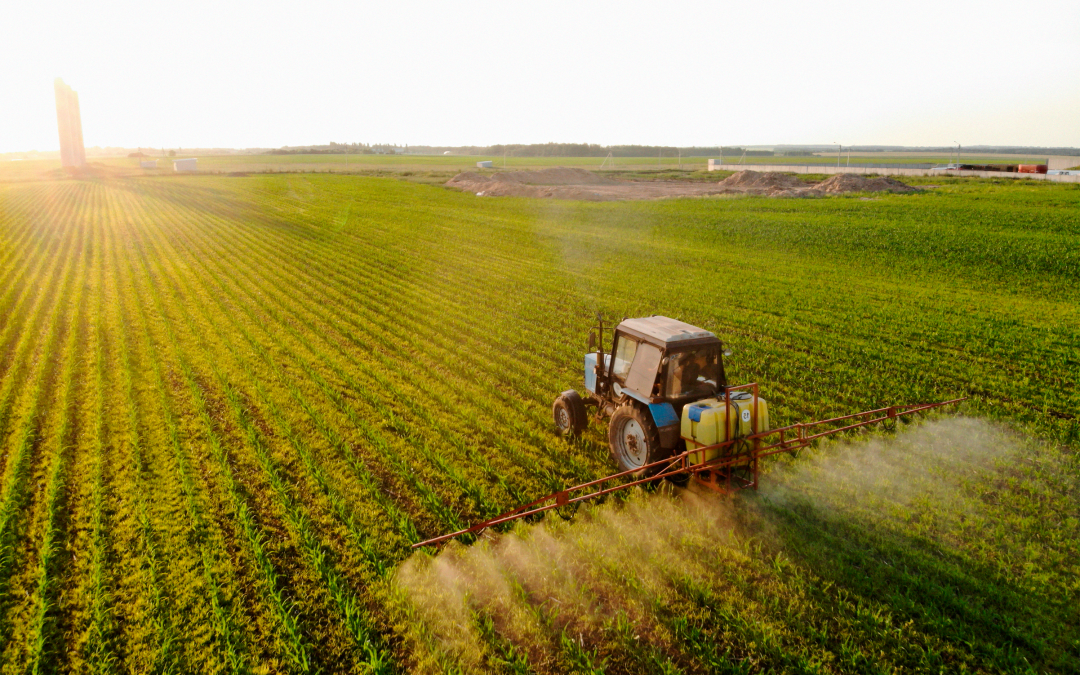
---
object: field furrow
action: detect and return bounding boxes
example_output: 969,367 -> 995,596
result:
0,193 -> 93,669
115,206 -> 328,673
67,210 -> 121,674
104,218 -> 186,674
146,185 -> 605,497
120,186 -> 517,528
0,185 -> 88,455
0,182 -> 73,291
114,186 -> 398,671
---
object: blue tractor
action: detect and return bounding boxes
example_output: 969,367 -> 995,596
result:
412,316 -> 964,547
553,315 -> 768,475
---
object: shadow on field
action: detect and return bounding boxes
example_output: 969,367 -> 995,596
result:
757,498 -> 1079,673
749,416 -> 1080,673
110,178 -> 328,242
395,418 -> 1079,674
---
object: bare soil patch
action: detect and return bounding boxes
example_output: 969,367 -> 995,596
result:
466,167 -> 619,186
814,174 -> 920,194
445,168 -> 920,201
445,168 -> 726,201
718,170 -> 805,190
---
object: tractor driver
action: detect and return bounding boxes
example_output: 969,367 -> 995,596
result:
669,350 -> 711,397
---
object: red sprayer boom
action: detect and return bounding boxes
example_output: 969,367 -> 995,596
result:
413,389 -> 966,548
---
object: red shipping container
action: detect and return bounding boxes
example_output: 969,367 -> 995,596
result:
1018,164 -> 1049,174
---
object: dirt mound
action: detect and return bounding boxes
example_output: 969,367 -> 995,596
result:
489,167 -> 618,186
718,170 -> 805,190
444,172 -> 489,189
446,167 -> 618,194
767,187 -> 824,198
444,167 -> 921,202
717,171 -> 918,197
446,168 -> 625,199
815,174 -> 919,194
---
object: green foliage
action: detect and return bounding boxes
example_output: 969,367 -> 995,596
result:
0,173 -> 1075,673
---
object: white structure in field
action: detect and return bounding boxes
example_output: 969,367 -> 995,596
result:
54,78 -> 86,168
476,160 -> 493,168
173,158 -> 197,172
140,160 -> 158,169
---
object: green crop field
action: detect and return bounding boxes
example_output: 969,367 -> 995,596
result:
0,173 -> 1077,674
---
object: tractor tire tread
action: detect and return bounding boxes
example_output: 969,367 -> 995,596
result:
608,403 -> 666,476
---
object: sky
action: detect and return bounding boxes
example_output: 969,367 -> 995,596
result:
2,0 -> 1078,153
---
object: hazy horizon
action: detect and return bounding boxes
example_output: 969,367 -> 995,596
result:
3,0 -> 1078,154
5,141 -> 1079,160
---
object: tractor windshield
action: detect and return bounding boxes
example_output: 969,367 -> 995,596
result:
664,346 -> 721,399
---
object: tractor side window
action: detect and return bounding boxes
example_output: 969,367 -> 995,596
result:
612,337 -> 638,382
625,343 -> 663,395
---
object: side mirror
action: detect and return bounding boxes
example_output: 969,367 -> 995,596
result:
588,331 -> 597,351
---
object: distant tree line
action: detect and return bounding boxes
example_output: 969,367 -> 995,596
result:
270,142 -> 751,157
406,143 -> 791,158
264,142 -> 1080,158
266,142 -> 818,158
268,142 -> 407,155
832,146 -> 1079,156
483,144 -> 722,158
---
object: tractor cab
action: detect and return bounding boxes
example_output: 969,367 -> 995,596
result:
554,316 -> 766,475
594,316 -> 726,406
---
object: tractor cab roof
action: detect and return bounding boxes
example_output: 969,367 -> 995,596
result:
616,316 -> 720,348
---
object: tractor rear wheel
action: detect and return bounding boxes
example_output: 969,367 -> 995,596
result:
553,390 -> 587,437
608,404 -> 665,475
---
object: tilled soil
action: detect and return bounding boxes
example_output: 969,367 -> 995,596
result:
717,170 -> 806,190
446,168 -> 920,201
446,168 -> 723,201
813,174 -> 920,194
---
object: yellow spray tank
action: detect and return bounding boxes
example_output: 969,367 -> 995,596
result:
681,391 -> 769,465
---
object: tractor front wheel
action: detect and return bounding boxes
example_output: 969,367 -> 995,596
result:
553,390 -> 587,437
608,404 -> 665,475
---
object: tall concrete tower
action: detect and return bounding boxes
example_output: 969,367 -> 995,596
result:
54,78 -> 86,168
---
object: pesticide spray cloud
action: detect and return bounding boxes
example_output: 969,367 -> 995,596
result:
396,485 -> 740,672
762,415 -> 1022,512
394,416 -> 1040,673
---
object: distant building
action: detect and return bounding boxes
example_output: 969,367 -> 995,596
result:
1047,156 -> 1076,171
140,160 -> 158,169
476,161 -> 493,168
54,78 -> 86,168
173,158 -> 197,172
